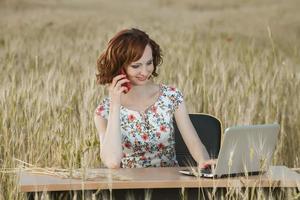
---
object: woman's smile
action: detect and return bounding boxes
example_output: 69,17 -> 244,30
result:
136,76 -> 148,81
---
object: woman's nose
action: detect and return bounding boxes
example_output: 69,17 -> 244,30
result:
140,65 -> 151,75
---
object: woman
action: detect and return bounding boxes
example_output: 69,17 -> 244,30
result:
94,28 -> 213,169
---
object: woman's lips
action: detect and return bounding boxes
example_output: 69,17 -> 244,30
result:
137,76 -> 148,81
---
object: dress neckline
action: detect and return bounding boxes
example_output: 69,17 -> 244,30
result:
120,84 -> 163,114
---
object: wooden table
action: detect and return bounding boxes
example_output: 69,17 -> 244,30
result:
19,166 -> 300,199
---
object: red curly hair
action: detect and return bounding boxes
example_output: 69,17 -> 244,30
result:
96,28 -> 163,85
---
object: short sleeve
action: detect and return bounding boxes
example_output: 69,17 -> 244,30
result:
95,97 -> 110,119
167,86 -> 184,112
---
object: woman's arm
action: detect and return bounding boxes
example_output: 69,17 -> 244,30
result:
94,107 -> 122,168
94,74 -> 130,169
174,101 -> 210,167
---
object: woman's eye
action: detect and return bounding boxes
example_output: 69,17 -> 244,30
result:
131,65 -> 140,68
147,61 -> 153,65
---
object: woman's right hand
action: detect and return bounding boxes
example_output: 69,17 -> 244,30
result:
108,74 -> 130,106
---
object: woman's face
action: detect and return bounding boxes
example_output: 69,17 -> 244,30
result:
125,44 -> 154,86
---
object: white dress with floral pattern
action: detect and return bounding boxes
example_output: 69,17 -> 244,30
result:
95,84 -> 183,168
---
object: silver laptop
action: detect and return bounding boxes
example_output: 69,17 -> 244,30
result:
179,124 -> 280,178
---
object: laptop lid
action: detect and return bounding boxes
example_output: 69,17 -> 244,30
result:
213,124 -> 280,178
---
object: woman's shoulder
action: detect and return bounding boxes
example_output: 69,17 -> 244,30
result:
160,83 -> 183,95
98,96 -> 110,106
95,96 -> 110,117
159,83 -> 184,111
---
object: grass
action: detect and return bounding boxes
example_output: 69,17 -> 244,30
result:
0,0 -> 300,199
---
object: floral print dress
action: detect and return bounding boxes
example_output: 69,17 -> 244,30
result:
95,84 -> 183,168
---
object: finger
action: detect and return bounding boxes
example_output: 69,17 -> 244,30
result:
118,86 -> 129,94
198,162 -> 207,169
111,74 -> 126,87
202,163 -> 211,169
115,79 -> 130,88
208,159 -> 217,165
204,159 -> 215,164
205,160 -> 213,165
198,160 -> 215,169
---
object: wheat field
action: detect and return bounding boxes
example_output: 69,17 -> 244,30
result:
0,0 -> 300,199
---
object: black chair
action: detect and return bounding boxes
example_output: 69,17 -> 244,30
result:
174,113 -> 222,166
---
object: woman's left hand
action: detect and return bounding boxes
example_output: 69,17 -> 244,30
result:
198,159 -> 217,169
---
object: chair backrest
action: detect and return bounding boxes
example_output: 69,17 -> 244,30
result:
174,113 -> 222,166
